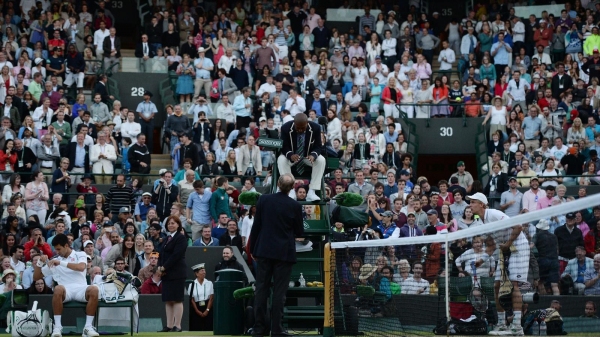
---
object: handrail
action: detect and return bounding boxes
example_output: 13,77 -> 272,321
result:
420,0 -> 429,16
475,123 -> 490,185
136,0 -> 150,27
465,0 -> 474,16
397,105 -> 420,177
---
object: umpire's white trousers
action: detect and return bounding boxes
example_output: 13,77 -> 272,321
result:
277,154 -> 325,191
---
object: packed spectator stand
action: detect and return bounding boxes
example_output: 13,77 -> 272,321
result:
0,0 -> 600,334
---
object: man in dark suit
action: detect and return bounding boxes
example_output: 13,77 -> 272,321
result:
277,114 -> 325,201
94,74 -> 113,103
508,151 -> 526,176
305,88 -> 327,117
7,87 -> 25,123
550,62 -> 573,99
134,34 -> 156,72
102,27 -> 121,72
213,68 -> 237,102
250,173 -> 303,337
144,16 -> 163,53
128,133 -> 151,174
68,132 -> 90,184
294,73 -> 316,99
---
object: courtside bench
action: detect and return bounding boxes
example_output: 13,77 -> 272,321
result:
63,300 -> 135,336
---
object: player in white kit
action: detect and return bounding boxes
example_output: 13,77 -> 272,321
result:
467,193 -> 529,336
33,233 -> 100,337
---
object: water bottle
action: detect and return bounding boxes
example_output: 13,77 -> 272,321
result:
540,321 -> 547,336
299,273 -> 306,287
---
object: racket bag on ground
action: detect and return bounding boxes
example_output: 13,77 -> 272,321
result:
6,301 -> 51,337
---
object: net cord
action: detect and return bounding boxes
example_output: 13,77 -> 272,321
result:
331,193 -> 600,249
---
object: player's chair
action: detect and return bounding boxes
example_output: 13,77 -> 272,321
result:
63,300 -> 135,335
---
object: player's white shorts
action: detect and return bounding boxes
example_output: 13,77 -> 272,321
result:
495,241 -> 530,283
63,284 -> 97,303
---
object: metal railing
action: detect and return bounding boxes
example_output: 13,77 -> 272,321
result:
475,123 -> 490,185
465,0 -> 474,16
136,0 -> 150,27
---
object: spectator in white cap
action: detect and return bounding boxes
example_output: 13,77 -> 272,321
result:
134,192 -> 155,224
153,169 -> 168,189
84,239 -> 104,272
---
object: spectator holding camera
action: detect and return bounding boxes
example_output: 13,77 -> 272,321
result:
152,170 -> 179,219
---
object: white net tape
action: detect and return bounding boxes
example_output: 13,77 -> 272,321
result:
331,193 -> 600,249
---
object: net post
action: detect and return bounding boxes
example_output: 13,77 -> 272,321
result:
445,233 -> 450,337
323,242 -> 335,337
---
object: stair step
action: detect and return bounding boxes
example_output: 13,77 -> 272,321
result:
121,49 -> 135,57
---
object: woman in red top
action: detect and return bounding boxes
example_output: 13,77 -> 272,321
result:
584,219 -> 600,258
0,139 -> 17,174
431,77 -> 450,117
494,73 -> 509,100
382,77 -> 402,119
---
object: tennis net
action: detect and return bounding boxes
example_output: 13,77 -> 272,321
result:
324,193 -> 600,337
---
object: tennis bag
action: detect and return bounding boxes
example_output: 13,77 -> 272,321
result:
6,301 -> 52,337
433,316 -> 488,335
97,271 -> 139,304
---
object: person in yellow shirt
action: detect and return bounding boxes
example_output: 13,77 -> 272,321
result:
516,159 -> 538,187
584,27 -> 600,56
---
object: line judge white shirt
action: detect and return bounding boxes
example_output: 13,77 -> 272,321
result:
41,250 -> 88,285
187,278 -> 214,302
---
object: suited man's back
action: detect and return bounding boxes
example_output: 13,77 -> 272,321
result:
250,192 -> 303,263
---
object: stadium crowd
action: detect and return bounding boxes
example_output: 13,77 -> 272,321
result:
2,0 -> 600,335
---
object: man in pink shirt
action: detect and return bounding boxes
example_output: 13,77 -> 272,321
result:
536,185 -> 555,209
521,177 -> 546,213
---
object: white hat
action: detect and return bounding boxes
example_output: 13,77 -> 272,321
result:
466,192 -> 488,205
142,192 -> 152,197
83,240 -> 94,247
34,58 -> 43,65
197,47 -> 206,53
259,117 -> 267,122
192,263 -> 205,271
159,168 -> 167,175
536,219 -> 550,230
